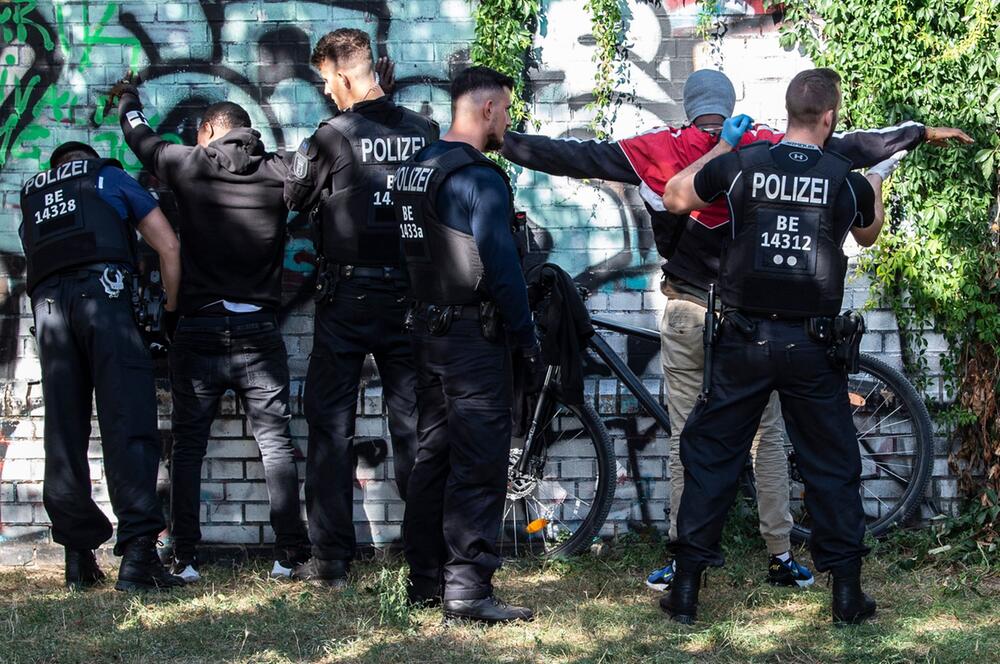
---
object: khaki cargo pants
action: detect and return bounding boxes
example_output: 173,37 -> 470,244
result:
660,296 -> 794,554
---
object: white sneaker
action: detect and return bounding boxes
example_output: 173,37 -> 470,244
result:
172,563 -> 201,583
270,560 -> 294,579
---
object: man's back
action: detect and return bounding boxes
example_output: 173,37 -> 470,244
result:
118,91 -> 289,314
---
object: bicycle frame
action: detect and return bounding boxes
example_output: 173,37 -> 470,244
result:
588,316 -> 672,436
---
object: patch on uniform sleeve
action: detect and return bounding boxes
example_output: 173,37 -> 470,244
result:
125,110 -> 149,128
292,139 -> 312,180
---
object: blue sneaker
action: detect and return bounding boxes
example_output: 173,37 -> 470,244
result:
768,553 -> 814,588
645,561 -> 675,591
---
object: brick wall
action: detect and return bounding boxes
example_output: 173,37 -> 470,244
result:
0,0 -> 960,563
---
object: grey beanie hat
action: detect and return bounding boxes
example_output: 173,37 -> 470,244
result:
683,69 -> 736,122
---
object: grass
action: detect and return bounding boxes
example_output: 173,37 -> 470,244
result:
1,534 -> 997,664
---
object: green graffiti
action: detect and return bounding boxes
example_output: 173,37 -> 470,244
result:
0,71 -> 43,168
1,1 -> 146,170
55,1 -> 142,70
0,0 -> 55,50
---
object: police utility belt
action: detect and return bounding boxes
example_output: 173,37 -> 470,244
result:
406,300 -> 504,343
723,309 -> 866,373
314,260 -> 406,303
45,262 -> 167,339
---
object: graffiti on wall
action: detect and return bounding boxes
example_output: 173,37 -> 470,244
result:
0,0 -> 782,534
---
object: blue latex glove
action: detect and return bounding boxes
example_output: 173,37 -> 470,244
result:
721,114 -> 754,147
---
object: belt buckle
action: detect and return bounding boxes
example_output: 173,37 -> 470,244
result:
343,265 -> 354,278
382,266 -> 392,281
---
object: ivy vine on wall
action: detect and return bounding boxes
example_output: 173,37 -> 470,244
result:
776,1 -> 1000,513
468,0 -> 543,129
468,0 -> 628,137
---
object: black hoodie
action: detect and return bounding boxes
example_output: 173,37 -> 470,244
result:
119,93 -> 288,314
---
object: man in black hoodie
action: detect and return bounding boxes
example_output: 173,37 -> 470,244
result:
113,81 -> 310,582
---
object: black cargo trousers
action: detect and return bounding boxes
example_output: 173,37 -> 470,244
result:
673,315 -> 869,574
404,313 -> 513,601
32,265 -> 164,554
303,276 -> 418,563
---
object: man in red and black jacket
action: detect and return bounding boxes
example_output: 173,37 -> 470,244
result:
502,69 -> 972,591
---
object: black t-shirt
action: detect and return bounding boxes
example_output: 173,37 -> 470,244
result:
694,141 -> 877,243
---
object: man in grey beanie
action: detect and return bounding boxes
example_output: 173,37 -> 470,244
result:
500,67 -> 970,592
682,69 -> 737,127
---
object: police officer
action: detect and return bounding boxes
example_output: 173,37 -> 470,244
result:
660,68 -> 919,624
113,79 -> 310,582
283,29 -> 438,586
393,66 -> 543,623
501,71 -> 973,592
20,141 -> 183,591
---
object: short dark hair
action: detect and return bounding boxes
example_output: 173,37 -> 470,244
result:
202,101 -> 252,130
450,66 -> 515,104
50,141 -> 99,167
786,68 -> 842,126
310,28 -> 373,69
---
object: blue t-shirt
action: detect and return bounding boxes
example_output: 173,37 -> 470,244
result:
96,165 -> 158,225
423,140 -> 535,347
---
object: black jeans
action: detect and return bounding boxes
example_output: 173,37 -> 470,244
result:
403,317 -> 513,601
32,269 -> 164,555
169,312 -> 308,560
304,278 -> 418,561
674,316 -> 869,573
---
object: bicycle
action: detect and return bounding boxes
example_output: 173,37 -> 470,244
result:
502,302 -> 934,557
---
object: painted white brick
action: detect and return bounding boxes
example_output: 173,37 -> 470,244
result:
225,482 -> 269,502
201,525 -> 260,544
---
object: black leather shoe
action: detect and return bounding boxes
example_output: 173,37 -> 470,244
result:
291,558 -> 348,588
443,596 -> 534,624
65,548 -> 105,590
659,564 -> 702,624
115,536 -> 185,592
831,563 -> 876,625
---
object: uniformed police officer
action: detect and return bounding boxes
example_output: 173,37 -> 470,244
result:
113,80 -> 311,582
21,141 -> 183,591
284,29 -> 438,586
393,66 -> 544,623
660,68 -> 918,625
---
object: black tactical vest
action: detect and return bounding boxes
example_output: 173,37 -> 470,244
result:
719,142 -> 852,317
19,159 -> 136,296
393,143 -> 514,305
318,106 -> 436,266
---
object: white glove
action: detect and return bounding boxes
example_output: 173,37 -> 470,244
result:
868,150 -> 908,180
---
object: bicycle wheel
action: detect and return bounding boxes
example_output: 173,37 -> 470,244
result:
745,353 -> 934,542
501,396 -> 615,558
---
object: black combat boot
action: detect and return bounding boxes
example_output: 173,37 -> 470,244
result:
443,595 -> 534,624
291,558 -> 348,588
65,548 -> 105,590
659,562 -> 702,624
831,560 -> 876,625
115,536 -> 185,592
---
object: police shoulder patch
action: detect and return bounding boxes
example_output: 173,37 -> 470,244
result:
125,110 -> 149,129
292,140 -> 310,180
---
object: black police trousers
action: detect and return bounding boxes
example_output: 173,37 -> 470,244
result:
674,315 -> 869,573
304,278 -> 418,562
169,312 -> 309,561
404,316 -> 513,600
32,268 -> 164,554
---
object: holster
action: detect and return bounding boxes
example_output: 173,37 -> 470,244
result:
829,310 -> 866,373
427,305 -> 455,336
806,310 -> 865,373
314,256 -> 338,304
480,300 -> 502,342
